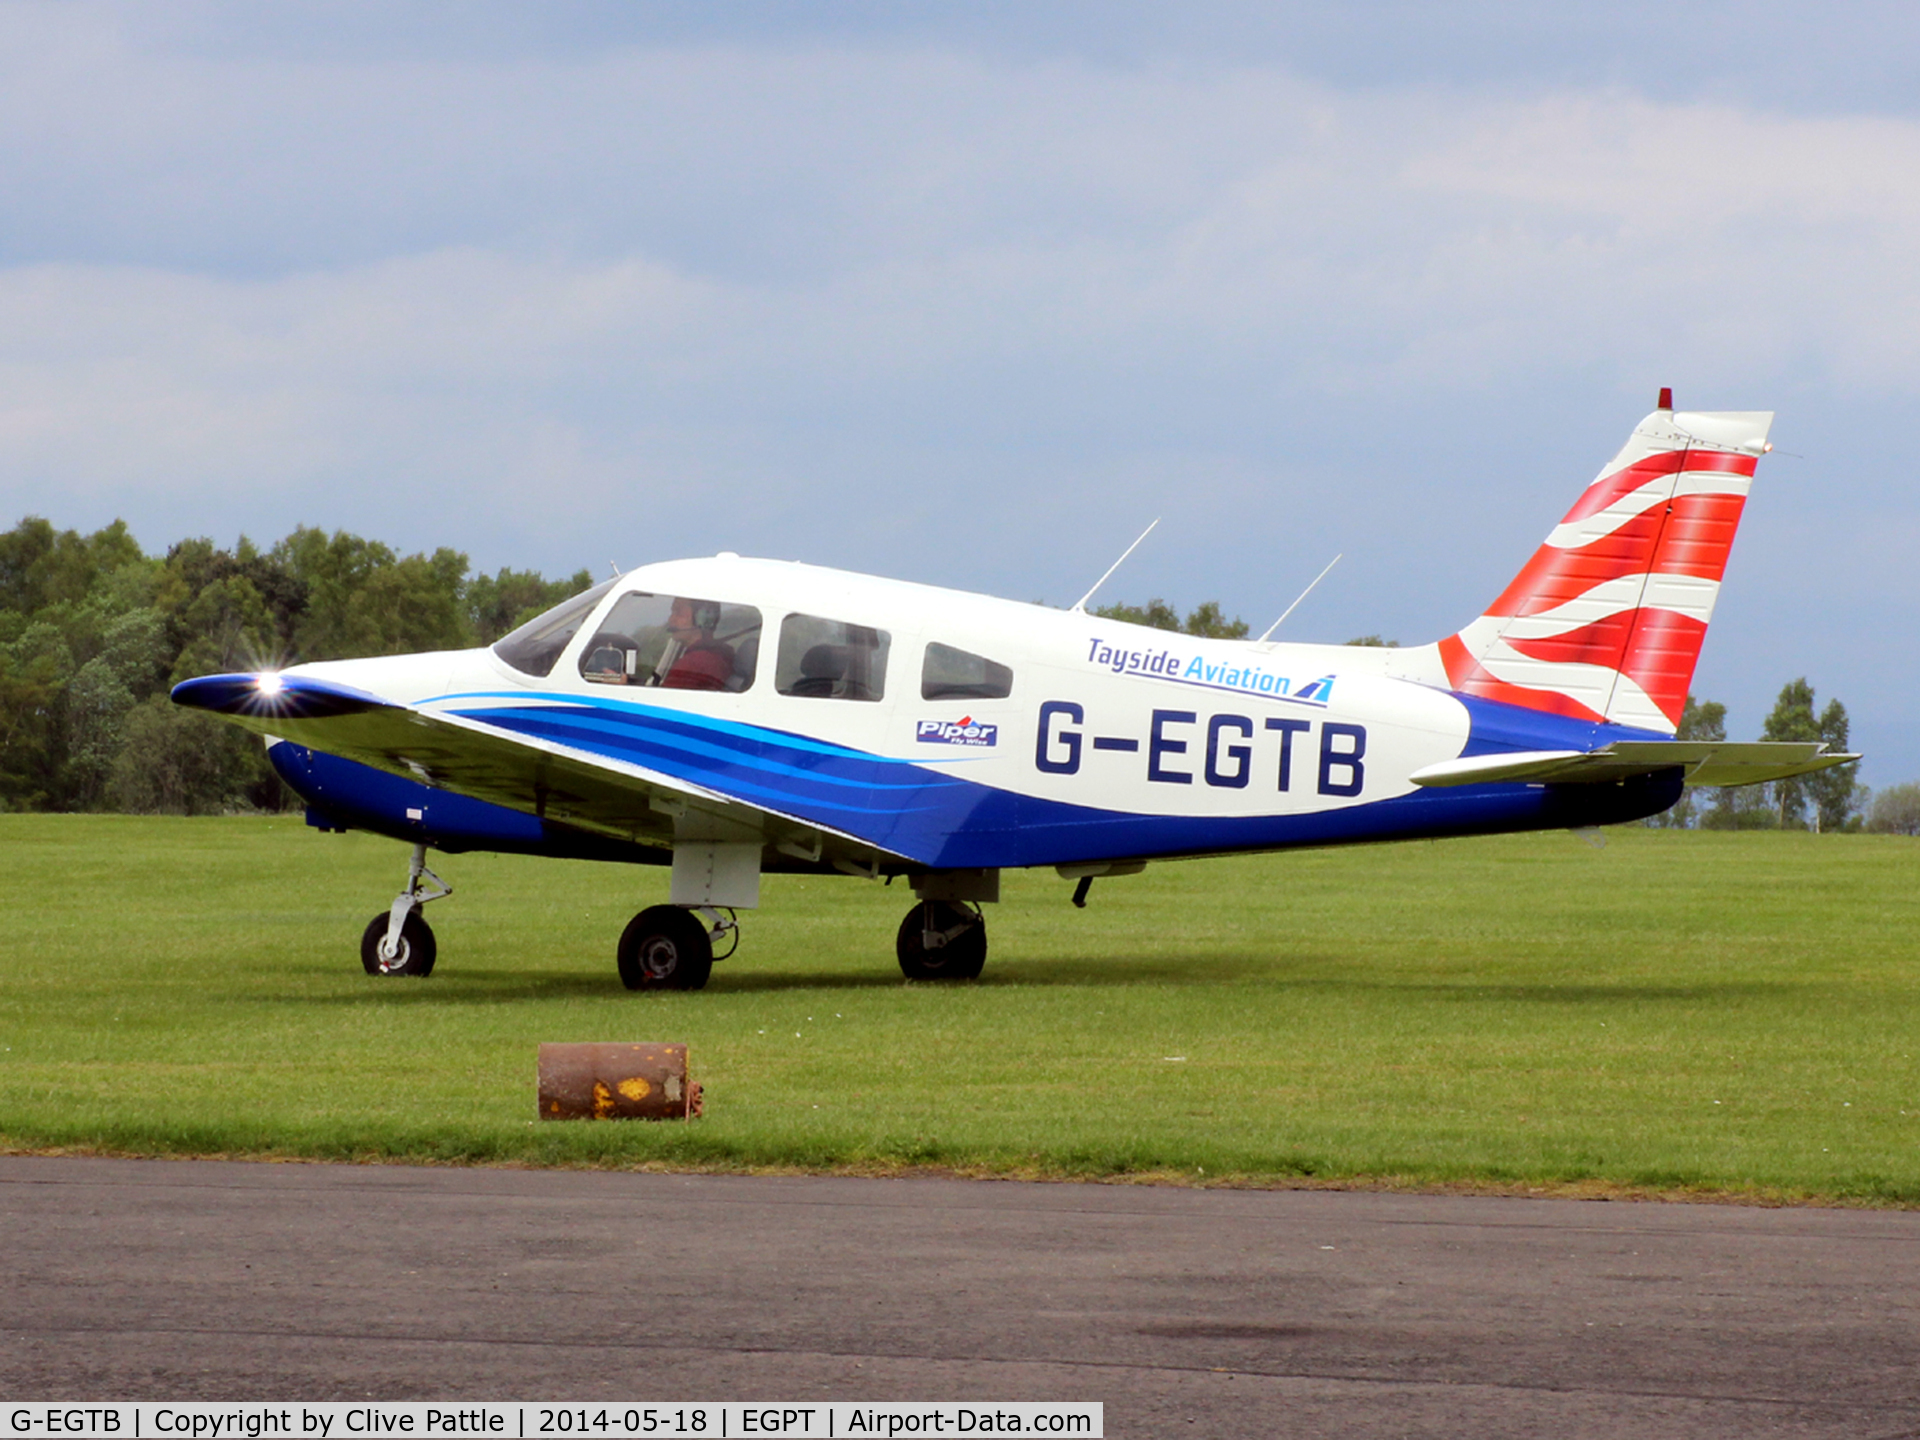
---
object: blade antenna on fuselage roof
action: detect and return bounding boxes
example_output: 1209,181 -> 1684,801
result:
1069,519 -> 1160,614
1255,553 -> 1342,643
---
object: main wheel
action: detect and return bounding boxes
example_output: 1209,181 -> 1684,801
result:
896,900 -> 986,981
617,905 -> 714,991
360,911 -> 437,977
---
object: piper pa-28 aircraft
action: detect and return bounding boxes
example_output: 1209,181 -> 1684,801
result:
174,392 -> 1855,989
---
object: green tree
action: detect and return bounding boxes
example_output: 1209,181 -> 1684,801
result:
65,656 -> 137,807
1866,782 -> 1920,835
163,569 -> 282,684
1806,698 -> 1858,832
1760,678 -> 1858,831
0,516 -> 147,616
1092,597 -> 1181,631
0,622 -> 73,810
467,566 -> 596,645
1653,694 -> 1726,828
1181,601 -> 1250,639
1343,635 -> 1400,647
1761,678 -> 1819,827
1701,784 -> 1778,830
0,518 -> 169,809
273,527 -> 472,660
63,610 -> 171,808
1092,598 -> 1250,638
157,536 -> 306,661
0,516 -> 611,815
106,696 -> 270,815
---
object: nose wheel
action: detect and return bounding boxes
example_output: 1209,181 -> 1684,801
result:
360,910 -> 436,976
361,843 -> 450,977
896,900 -> 986,980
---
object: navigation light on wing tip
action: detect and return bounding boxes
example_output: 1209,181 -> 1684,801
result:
256,672 -> 285,697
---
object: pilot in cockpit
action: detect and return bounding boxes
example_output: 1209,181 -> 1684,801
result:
580,593 -> 743,690
656,597 -> 736,690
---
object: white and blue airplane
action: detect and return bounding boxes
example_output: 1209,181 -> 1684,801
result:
174,393 -> 1854,989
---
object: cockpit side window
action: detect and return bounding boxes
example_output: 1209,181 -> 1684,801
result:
579,593 -> 763,692
921,642 -> 1013,701
492,578 -> 619,678
776,614 -> 890,701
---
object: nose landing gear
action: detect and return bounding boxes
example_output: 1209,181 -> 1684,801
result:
360,844 -> 451,977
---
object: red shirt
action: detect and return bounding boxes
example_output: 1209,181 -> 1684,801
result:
663,643 -> 735,691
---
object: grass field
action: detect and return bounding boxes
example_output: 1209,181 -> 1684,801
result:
2,814 -> 1917,1204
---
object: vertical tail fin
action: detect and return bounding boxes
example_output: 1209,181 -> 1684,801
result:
1437,394 -> 1773,735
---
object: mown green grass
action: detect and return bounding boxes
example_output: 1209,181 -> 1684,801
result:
2,814 -> 1917,1203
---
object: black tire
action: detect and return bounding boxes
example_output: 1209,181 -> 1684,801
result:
896,900 -> 986,981
360,911 -> 437,977
617,905 -> 714,991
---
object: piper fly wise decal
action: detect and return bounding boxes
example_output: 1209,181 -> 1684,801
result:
174,392 -> 1855,989
918,716 -> 998,748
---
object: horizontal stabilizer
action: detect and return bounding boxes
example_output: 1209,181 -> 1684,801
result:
1409,741 -> 1857,789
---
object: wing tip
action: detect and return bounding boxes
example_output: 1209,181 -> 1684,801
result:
171,673 -> 389,720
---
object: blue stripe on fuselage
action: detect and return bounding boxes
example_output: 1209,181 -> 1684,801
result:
428,693 -> 1680,867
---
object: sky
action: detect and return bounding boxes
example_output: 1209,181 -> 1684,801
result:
2,1 -> 1915,783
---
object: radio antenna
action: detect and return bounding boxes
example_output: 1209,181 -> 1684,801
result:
1069,519 -> 1159,614
1256,553 -> 1342,643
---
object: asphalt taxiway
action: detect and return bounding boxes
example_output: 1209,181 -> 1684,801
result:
3,1157 -> 1917,1437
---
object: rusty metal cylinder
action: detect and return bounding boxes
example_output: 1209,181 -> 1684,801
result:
537,1042 -> 703,1120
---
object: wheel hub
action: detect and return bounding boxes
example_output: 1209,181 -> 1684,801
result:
637,936 -> 680,980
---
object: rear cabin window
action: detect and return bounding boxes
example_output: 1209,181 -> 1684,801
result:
578,592 -> 762,692
492,578 -> 618,678
776,614 -> 890,701
921,642 -> 1013,701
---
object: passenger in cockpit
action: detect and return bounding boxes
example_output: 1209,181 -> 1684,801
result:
660,597 -> 736,690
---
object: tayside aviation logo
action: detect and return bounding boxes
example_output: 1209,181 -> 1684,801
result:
917,716 -> 998,747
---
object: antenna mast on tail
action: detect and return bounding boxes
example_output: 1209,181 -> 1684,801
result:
1255,554 -> 1342,643
1069,519 -> 1159,614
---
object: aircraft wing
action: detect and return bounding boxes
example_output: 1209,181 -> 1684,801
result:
1408,741 -> 1859,789
171,673 -> 887,858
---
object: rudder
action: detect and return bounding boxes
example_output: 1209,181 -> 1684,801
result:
1437,392 -> 1773,734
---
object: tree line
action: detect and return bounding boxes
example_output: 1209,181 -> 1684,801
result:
1657,687 -> 1867,832
0,516 -> 590,815
0,523 -> 1904,831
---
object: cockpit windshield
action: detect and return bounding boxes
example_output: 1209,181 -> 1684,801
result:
491,578 -> 618,677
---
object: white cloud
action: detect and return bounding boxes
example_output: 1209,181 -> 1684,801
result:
1,13 -> 1915,776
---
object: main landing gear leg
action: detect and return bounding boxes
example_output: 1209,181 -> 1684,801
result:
617,906 -> 736,991
359,843 -> 451,978
896,900 -> 987,981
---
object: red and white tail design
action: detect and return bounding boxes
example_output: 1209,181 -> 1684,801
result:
1436,392 -> 1773,735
